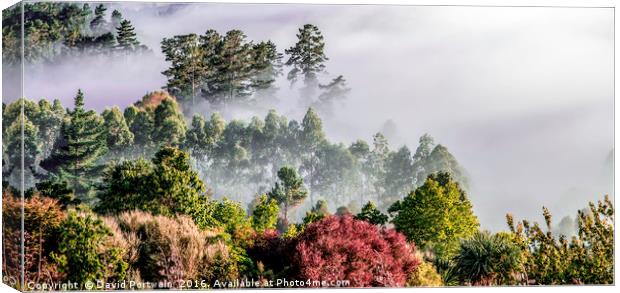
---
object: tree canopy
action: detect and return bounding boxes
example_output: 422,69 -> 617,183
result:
2,2 -> 148,65
389,172 -> 479,259
40,90 -> 108,203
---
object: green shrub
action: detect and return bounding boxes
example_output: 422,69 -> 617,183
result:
453,231 -> 522,285
51,211 -> 128,288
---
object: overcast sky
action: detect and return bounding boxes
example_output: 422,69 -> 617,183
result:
7,3 -> 614,230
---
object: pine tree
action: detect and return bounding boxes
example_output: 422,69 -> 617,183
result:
317,75 -> 350,107
251,40 -> 283,99
160,29 -> 281,106
40,90 -> 107,202
93,32 -> 116,52
110,9 -> 123,31
268,166 -> 308,225
89,4 -> 107,34
161,33 -> 212,105
3,3 -> 143,63
199,29 -> 224,97
355,201 -> 389,226
213,30 -> 254,103
115,19 -> 140,51
285,24 -> 328,97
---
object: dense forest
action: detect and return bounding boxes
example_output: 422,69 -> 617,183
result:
2,2 -> 614,290
2,2 -> 147,65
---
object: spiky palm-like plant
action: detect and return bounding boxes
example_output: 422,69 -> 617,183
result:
453,231 -> 522,286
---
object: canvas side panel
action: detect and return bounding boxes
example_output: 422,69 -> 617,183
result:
2,1 -> 25,291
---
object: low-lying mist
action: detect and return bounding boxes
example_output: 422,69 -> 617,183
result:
3,3 -> 613,231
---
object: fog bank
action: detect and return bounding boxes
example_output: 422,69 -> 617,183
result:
4,4 -> 613,231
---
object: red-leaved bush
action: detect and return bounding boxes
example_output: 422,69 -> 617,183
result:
292,215 -> 421,287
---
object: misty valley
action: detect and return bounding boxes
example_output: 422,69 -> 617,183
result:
1,1 -> 614,290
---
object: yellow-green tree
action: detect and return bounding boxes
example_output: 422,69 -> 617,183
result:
251,194 -> 280,233
388,172 -> 479,259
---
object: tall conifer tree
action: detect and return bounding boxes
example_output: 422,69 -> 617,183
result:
214,30 -> 254,103
268,166 -> 308,225
161,33 -> 211,105
40,90 -> 107,202
89,4 -> 107,34
116,19 -> 140,51
285,24 -> 328,99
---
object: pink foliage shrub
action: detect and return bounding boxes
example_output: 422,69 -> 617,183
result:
293,215 -> 421,287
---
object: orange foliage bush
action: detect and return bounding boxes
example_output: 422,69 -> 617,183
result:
2,190 -> 66,287
135,91 -> 177,110
106,210 -> 237,288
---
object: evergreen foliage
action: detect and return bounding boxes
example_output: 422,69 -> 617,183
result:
161,29 -> 281,105
268,166 -> 308,225
355,201 -> 388,226
96,147 -> 211,228
1,14 -> 610,288
40,90 -> 108,202
51,211 -> 128,288
389,172 -> 479,259
102,106 -> 134,155
285,24 -> 328,88
115,19 -> 141,51
2,2 -> 147,64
